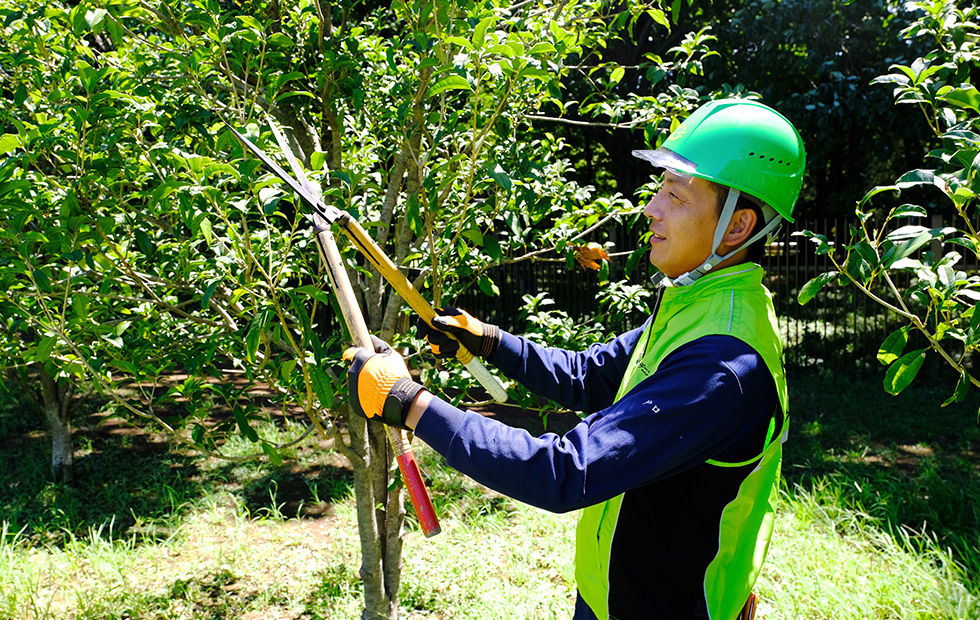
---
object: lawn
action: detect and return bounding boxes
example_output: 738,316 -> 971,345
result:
0,374 -> 978,619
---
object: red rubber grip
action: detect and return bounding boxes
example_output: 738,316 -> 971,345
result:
395,450 -> 441,537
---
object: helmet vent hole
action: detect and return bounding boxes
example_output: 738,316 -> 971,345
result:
748,152 -> 797,167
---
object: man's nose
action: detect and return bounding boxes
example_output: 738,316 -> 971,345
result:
643,194 -> 663,220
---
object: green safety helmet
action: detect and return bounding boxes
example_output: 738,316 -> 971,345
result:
633,99 -> 805,222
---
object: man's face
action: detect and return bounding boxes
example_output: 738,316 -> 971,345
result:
642,170 -> 722,278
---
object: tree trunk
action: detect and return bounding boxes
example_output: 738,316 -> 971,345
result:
46,402 -> 74,485
308,58 -> 410,619
340,405 -> 404,620
37,364 -> 75,485
346,412 -> 385,618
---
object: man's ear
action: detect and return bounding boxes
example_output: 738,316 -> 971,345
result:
721,208 -> 758,249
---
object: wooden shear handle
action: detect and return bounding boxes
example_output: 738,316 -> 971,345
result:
316,225 -> 440,537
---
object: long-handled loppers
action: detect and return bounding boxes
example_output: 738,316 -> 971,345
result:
224,116 -> 495,537
223,119 -> 508,403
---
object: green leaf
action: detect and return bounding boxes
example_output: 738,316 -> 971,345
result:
947,237 -> 979,254
192,423 -> 206,445
884,225 -> 929,241
461,228 -> 483,246
473,16 -> 494,48
234,407 -> 259,442
877,327 -> 909,366
85,8 -> 106,31
262,442 -> 282,466
236,14 -> 264,33
35,336 -> 57,363
798,271 -> 839,305
406,195 -> 423,236
883,348 -> 927,395
201,280 -> 219,309
293,284 -> 333,306
852,240 -> 880,270
0,134 -> 21,154
882,230 -> 933,267
72,294 -> 89,320
32,268 -> 52,293
609,66 -> 625,85
548,20 -> 568,45
624,244 -> 649,281
939,85 -> 980,113
135,230 -> 154,256
245,309 -> 271,363
896,169 -> 944,190
427,75 -> 471,98
444,35 -> 473,50
477,275 -> 500,297
793,230 -> 833,255
942,369 -> 971,407
486,162 -> 512,190
309,365 -> 334,409
484,236 -> 502,261
938,264 -> 956,292
845,253 -> 872,282
310,151 -> 327,171
267,32 -> 293,48
200,217 -> 213,245
3,10 -> 23,28
529,42 -> 556,55
857,184 -> 900,209
488,44 -> 515,58
892,204 -> 927,218
288,290 -> 320,361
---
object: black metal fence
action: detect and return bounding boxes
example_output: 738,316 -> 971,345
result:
454,218 -> 925,378
763,218 -> 905,377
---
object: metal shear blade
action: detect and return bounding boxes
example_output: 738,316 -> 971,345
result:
221,118 -> 341,226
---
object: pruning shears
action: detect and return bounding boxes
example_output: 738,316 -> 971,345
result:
223,116 -> 502,537
222,118 -> 508,404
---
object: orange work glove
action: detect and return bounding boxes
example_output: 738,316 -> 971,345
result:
415,308 -> 501,360
343,336 -> 426,429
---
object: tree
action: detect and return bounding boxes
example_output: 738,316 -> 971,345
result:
1,0 -> 706,617
798,0 -> 980,404
695,0 -> 936,218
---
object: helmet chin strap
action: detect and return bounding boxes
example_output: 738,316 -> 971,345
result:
671,188 -> 783,287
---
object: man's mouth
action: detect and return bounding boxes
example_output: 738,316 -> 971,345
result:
650,231 -> 666,240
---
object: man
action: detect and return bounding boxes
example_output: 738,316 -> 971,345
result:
344,99 -> 806,619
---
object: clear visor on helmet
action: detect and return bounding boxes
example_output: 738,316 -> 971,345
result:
631,148 -> 698,176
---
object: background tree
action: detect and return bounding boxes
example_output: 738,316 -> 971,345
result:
529,0 -> 943,221
0,0 -> 706,617
698,0 -> 938,218
799,0 -> 980,403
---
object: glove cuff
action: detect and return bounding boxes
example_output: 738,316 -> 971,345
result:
383,377 -> 426,428
480,322 -> 501,359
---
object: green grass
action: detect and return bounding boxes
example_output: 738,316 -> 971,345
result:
1,374 -> 979,619
784,374 -> 980,591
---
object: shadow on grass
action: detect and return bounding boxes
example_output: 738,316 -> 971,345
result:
0,396 -> 354,547
784,373 -> 980,587
0,410 -> 209,546
236,464 -> 354,520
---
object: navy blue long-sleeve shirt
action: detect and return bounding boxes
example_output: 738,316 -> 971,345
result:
414,323 -> 778,514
